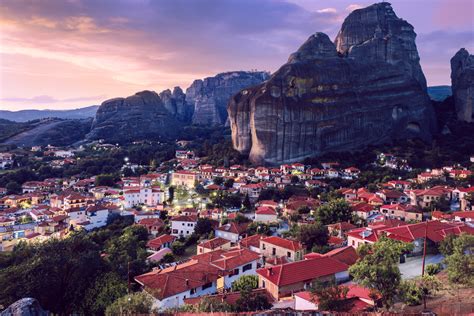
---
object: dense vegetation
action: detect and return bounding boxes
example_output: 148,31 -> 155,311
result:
0,216 -> 149,314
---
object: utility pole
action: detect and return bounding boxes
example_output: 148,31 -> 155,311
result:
421,221 -> 428,311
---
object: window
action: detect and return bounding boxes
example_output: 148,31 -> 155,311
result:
202,282 -> 212,290
230,268 -> 239,276
272,248 -> 276,256
242,263 -> 252,272
262,244 -> 266,250
287,251 -> 291,258
190,288 -> 196,295
173,229 -> 178,234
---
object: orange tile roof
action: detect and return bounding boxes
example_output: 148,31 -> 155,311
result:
261,236 -> 303,251
257,256 -> 348,286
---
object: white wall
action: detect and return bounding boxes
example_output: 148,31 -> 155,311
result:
171,220 -> 196,237
295,296 -> 318,311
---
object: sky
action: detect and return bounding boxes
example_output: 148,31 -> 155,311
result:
0,0 -> 473,110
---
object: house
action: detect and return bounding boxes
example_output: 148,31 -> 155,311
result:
215,222 -> 248,243
304,246 -> 359,266
454,211 -> 474,223
294,284 -> 377,312
283,197 -> 319,217
351,202 -> 378,220
409,187 -> 451,209
147,234 -> 176,251
138,218 -> 165,236
387,180 -> 412,190
184,289 -> 274,308
380,203 -> 424,221
255,206 -> 278,223
82,204 -> 112,230
170,215 -> 197,237
123,186 -> 164,208
135,247 -> 259,310
327,222 -> 356,238
376,189 -> 408,204
171,171 -> 198,189
261,236 -> 304,263
347,220 -> 474,255
0,153 -> 13,169
197,237 -> 232,254
239,234 -> 264,253
257,256 -> 349,300
239,183 -> 265,200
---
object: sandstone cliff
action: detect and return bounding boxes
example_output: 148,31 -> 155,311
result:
451,48 -> 474,122
186,71 -> 269,125
228,2 -> 436,165
87,90 -> 182,142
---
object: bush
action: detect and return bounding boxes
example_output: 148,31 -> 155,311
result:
426,263 -> 442,276
171,241 -> 185,255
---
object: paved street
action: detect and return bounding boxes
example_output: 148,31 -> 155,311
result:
399,254 -> 444,279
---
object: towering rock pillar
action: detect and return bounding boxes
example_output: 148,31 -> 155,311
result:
451,48 -> 474,122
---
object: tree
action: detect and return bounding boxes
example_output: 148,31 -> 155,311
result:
83,272 -> 128,315
0,234 -> 104,314
235,287 -> 271,312
297,206 -> 311,215
296,222 -> 328,251
95,174 -> 116,187
194,218 -> 213,237
444,233 -> 474,287
105,292 -> 155,315
242,194 -> 251,210
224,178 -> 234,189
5,181 -> 21,194
400,275 -> 441,306
316,198 -> 352,225
160,253 -> 176,264
213,177 -> 224,186
349,236 -> 413,309
310,280 -> 349,311
231,275 -> 259,292
168,186 -> 175,203
246,222 -> 271,236
291,175 -> 299,184
233,213 -> 251,224
171,241 -> 186,255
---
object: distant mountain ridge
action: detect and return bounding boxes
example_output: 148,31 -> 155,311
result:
0,105 -> 99,122
427,85 -> 452,102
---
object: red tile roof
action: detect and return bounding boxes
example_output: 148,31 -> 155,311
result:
184,289 -> 273,306
198,237 -> 230,250
256,206 -> 277,215
171,215 -> 197,222
261,236 -> 303,251
147,234 -> 176,249
239,234 -> 264,249
215,222 -> 248,235
257,256 -> 348,286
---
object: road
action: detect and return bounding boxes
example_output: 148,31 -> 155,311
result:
399,254 -> 444,279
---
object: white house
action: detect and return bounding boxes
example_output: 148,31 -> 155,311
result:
123,186 -> 164,208
215,222 -> 248,243
254,206 -> 278,223
170,215 -> 197,237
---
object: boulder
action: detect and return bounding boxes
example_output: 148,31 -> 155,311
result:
228,2 -> 436,165
0,298 -> 47,316
451,48 -> 474,122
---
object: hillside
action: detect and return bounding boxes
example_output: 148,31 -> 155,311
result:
0,105 -> 98,122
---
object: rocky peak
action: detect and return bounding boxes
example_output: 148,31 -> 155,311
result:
186,71 -> 269,125
335,2 -> 426,89
451,48 -> 474,122
288,32 -> 338,63
228,2 -> 435,165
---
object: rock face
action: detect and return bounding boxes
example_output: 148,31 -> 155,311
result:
87,90 -> 182,142
451,48 -> 474,122
186,71 -> 269,125
159,87 -> 193,122
228,2 -> 436,165
0,298 -> 47,316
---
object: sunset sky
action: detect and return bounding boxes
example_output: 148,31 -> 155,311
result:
0,0 -> 473,110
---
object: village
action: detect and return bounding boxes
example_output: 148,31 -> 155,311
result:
0,143 -> 473,313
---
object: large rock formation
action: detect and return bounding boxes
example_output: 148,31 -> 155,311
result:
87,90 -> 182,142
186,71 -> 269,125
228,2 -> 436,165
451,48 -> 474,122
0,298 -> 47,316
159,87 -> 193,122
